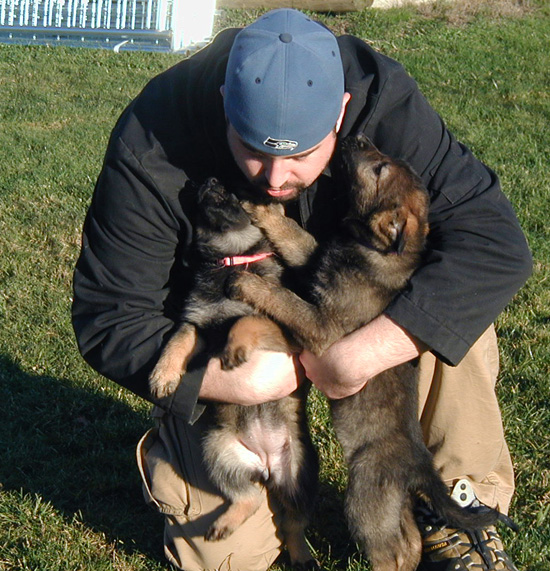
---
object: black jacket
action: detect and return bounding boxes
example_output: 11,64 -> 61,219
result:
72,28 -> 532,422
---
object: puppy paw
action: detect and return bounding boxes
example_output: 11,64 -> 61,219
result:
241,201 -> 284,226
225,273 -> 246,301
148,367 -> 182,398
220,345 -> 249,370
205,522 -> 234,542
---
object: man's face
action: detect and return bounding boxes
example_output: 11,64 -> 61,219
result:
227,123 -> 338,203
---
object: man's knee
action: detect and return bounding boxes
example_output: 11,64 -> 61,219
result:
136,410 -> 282,570
164,510 -> 281,571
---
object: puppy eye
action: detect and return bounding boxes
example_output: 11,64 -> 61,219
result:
373,162 -> 388,176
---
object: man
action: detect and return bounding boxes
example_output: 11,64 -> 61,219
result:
72,9 -> 531,571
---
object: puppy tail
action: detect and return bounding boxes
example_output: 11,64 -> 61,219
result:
413,455 -> 500,531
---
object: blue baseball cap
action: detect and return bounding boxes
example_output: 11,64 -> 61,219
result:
223,9 -> 345,156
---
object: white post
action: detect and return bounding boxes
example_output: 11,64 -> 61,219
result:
170,0 -> 216,52
156,0 -> 168,31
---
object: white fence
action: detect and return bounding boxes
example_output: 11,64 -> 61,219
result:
0,0 -> 217,51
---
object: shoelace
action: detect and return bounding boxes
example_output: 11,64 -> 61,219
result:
416,504 -> 519,571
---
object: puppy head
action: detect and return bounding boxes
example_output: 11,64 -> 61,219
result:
197,177 -> 251,234
194,178 -> 264,258
339,136 -> 429,255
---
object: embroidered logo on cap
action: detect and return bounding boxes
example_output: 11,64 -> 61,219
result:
263,137 -> 298,151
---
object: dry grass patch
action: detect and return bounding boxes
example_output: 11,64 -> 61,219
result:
415,0 -> 534,25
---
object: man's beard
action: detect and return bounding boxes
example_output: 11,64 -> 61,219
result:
235,178 -> 310,205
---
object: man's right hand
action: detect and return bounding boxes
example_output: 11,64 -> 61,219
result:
199,350 -> 304,405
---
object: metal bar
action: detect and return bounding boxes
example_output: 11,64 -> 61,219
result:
72,0 -> 78,28
49,0 -> 54,27
130,0 -> 135,29
106,0 -> 111,29
0,23 -> 171,38
94,0 -> 102,28
9,0 -> 15,26
42,0 -> 47,26
32,0 -> 39,26
122,0 -> 127,28
145,0 -> 152,29
42,0 -> 48,27
21,0 -> 29,26
155,0 -> 165,31
81,0 -> 88,28
115,0 -> 120,28
66,0 -> 73,28
56,0 -> 62,27
138,0 -> 145,29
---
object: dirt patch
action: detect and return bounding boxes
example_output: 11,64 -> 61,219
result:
414,0 -> 534,25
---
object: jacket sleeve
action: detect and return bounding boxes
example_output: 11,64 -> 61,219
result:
72,129 -> 204,422
72,30 -> 238,423
340,37 -> 532,364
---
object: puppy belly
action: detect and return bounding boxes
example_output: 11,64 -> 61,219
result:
235,420 -> 292,484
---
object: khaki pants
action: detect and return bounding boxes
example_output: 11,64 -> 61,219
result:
136,326 -> 514,571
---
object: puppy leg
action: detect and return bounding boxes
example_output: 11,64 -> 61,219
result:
205,485 -> 264,541
344,457 -> 421,571
363,505 -> 421,571
271,399 -> 320,569
220,315 -> 297,370
242,202 -> 318,267
278,465 -> 320,569
229,272 -> 336,354
149,322 -> 201,398
203,427 -> 268,541
280,517 -> 319,570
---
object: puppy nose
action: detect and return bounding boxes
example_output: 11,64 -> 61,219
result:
342,134 -> 375,154
356,134 -> 375,149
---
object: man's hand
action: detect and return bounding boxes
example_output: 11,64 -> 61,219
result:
299,314 -> 426,399
199,350 -> 304,405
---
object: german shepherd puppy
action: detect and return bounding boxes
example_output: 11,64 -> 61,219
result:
148,178 -> 320,569
228,136 -> 497,571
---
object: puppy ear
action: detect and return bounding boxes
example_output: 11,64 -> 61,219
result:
388,206 -> 428,254
372,209 -> 407,253
388,217 -> 407,254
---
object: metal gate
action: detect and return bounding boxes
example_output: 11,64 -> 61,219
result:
0,0 -> 217,52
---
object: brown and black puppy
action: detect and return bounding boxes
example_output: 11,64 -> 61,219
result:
149,178 -> 319,569
229,136 -> 497,571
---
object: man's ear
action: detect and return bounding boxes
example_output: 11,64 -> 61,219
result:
336,92 -> 352,133
220,85 -> 225,98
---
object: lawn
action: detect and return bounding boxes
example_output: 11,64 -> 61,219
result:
0,1 -> 548,569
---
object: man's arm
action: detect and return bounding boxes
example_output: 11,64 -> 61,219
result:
72,132 -> 188,401
200,351 -> 304,405
300,314 -> 425,399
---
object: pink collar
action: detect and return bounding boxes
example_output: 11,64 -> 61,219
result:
219,252 -> 274,267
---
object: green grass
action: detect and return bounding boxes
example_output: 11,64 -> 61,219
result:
1,1 -> 549,569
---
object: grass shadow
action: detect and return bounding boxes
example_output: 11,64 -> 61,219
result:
0,354 -> 165,564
